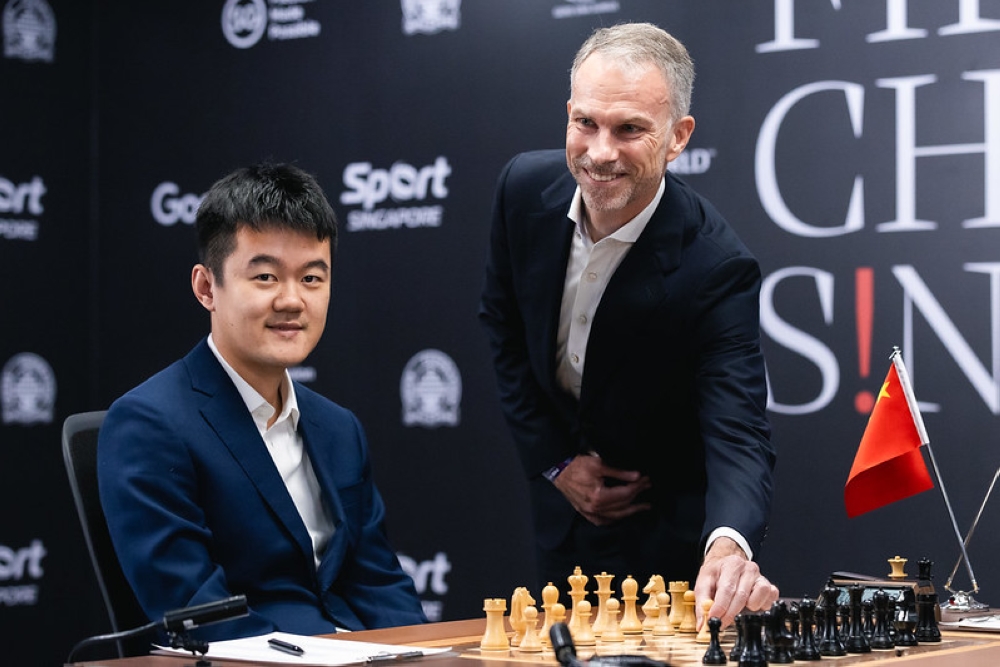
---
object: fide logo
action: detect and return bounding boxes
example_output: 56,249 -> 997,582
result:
400,349 -> 461,428
400,0 -> 461,36
1,352 -> 56,426
2,0 -> 56,63
221,0 -> 267,49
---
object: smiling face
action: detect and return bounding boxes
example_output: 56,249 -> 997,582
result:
192,226 -> 331,399
566,53 -> 694,234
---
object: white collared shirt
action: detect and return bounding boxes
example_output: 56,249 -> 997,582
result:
556,179 -> 665,399
554,182 -> 753,560
208,335 -> 334,568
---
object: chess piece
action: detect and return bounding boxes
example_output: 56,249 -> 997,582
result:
696,599 -> 714,643
869,589 -> 894,650
702,617 -> 727,665
845,584 -> 871,653
729,614 -> 744,663
652,592 -> 674,636
539,582 -> 559,646
572,601 -> 596,646
793,597 -> 820,662
862,598 -> 874,639
915,592 -> 942,642
818,583 -> 845,656
679,590 -> 698,633
893,598 -> 918,647
767,601 -> 794,664
593,572 -> 614,636
601,598 -> 625,642
888,555 -> 908,580
620,575 -> 644,634
738,613 -> 767,667
510,587 -> 535,647
642,575 -> 665,631
668,581 -> 688,628
481,598 -> 510,651
567,567 -> 588,635
519,606 -> 544,652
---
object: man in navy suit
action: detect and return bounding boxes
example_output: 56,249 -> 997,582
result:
479,23 -> 778,627
99,163 -> 425,641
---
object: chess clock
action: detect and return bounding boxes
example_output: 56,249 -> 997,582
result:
820,572 -> 922,610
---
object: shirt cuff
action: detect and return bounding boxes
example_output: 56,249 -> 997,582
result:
704,527 -> 754,561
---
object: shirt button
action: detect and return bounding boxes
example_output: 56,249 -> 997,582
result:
578,314 -> 588,325
586,272 -> 598,282
570,353 -> 580,364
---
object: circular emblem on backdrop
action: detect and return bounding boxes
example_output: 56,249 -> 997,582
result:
400,349 -> 461,428
221,0 -> 267,49
3,0 -> 57,62
2,352 -> 56,425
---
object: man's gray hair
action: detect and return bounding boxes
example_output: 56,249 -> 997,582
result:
571,22 -> 695,122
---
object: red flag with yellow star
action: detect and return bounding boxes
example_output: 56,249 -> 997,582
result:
845,354 -> 934,518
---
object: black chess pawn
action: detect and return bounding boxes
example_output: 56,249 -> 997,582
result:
767,601 -> 794,664
845,584 -> 872,653
729,614 -> 744,663
870,589 -> 895,649
738,613 -> 767,667
838,603 -> 851,638
894,598 -> 919,647
794,597 -> 821,661
788,602 -> 801,653
915,592 -> 942,642
702,617 -> 727,665
819,584 -> 846,656
887,597 -> 898,641
862,599 -> 874,639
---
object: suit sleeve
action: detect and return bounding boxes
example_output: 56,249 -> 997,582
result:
692,253 -> 775,557
323,412 -> 427,628
97,394 -> 275,640
478,154 -> 576,477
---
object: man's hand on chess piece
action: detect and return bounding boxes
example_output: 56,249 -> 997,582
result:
552,453 -> 651,526
694,537 -> 779,629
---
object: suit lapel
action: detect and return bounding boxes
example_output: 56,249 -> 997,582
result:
526,173 -> 577,393
296,406 -> 349,588
186,341 -> 316,567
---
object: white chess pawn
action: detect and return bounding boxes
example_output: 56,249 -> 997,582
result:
653,592 -> 674,636
519,606 -> 543,652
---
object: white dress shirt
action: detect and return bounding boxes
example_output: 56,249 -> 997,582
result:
554,181 -> 753,560
208,335 -> 334,568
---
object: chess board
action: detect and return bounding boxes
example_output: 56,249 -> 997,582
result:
457,631 -> 998,666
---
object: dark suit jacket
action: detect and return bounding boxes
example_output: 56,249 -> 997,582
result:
479,150 -> 775,572
98,339 -> 425,640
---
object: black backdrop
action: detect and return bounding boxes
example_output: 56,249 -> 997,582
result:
3,1 -> 1000,664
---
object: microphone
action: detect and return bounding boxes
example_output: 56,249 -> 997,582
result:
67,594 -> 249,663
549,622 -> 674,667
162,594 -> 249,633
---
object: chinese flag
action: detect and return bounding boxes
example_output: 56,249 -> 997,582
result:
845,362 -> 934,518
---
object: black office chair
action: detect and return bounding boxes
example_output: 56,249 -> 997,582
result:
62,410 -> 150,657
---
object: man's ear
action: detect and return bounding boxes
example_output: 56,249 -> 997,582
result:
191,264 -> 216,312
666,115 -> 696,162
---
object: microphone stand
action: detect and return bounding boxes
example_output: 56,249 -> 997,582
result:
942,463 -> 1000,611
66,594 -> 248,665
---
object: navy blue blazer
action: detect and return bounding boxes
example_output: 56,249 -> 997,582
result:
98,339 -> 425,640
479,150 -> 775,565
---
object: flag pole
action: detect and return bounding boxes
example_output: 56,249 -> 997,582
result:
892,347 -> 979,594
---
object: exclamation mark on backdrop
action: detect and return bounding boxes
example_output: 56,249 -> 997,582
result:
855,266 -> 875,414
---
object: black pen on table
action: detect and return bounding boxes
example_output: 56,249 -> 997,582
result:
268,637 -> 305,656
367,650 -> 425,662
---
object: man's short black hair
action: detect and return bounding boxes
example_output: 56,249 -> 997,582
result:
195,162 -> 338,281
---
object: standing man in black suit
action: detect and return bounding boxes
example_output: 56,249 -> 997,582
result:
479,23 -> 778,627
